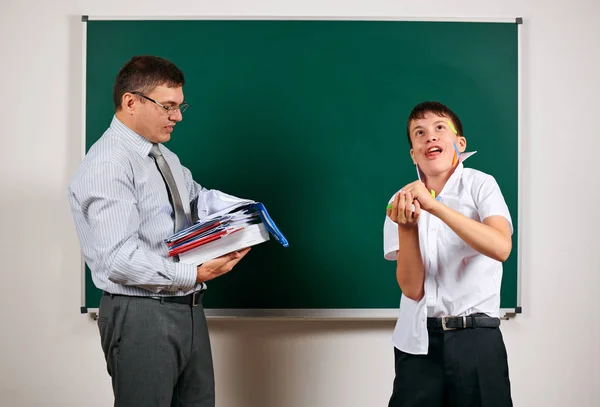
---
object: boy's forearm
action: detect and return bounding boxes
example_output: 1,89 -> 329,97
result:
396,227 -> 425,301
429,202 -> 511,262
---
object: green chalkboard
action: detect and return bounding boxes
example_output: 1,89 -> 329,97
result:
82,19 -> 520,316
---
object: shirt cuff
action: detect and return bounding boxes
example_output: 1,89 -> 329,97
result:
384,246 -> 399,261
173,262 -> 197,291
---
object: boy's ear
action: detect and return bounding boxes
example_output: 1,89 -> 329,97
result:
456,135 -> 467,153
410,148 -> 416,164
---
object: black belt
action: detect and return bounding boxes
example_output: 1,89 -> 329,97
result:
427,314 -> 500,331
103,290 -> 204,307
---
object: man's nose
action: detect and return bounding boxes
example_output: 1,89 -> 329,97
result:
170,109 -> 183,122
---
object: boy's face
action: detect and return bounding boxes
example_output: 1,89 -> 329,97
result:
408,112 -> 466,177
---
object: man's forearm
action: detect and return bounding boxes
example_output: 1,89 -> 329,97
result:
396,227 -> 425,301
106,241 -> 197,293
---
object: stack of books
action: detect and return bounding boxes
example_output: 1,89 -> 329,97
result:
165,201 -> 288,266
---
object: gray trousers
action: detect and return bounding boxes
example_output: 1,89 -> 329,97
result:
97,293 -> 215,407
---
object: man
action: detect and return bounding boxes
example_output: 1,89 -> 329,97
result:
69,55 -> 251,407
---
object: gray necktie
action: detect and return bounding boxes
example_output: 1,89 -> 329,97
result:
149,144 -> 189,232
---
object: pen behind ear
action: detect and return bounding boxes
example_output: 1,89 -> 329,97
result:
452,142 -> 461,166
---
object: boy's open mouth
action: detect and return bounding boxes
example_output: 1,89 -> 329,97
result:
425,145 -> 443,159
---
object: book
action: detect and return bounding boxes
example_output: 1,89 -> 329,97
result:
165,201 -> 288,266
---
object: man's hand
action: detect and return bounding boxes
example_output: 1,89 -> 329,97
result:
400,180 -> 438,212
196,248 -> 251,283
386,190 -> 421,228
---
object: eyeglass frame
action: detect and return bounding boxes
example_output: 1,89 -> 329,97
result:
130,91 -> 189,115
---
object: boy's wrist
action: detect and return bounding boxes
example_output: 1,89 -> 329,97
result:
398,223 -> 419,237
427,199 -> 445,217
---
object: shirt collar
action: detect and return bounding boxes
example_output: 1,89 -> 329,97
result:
416,151 -> 477,198
110,115 -> 154,158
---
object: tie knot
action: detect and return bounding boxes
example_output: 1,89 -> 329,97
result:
149,144 -> 162,158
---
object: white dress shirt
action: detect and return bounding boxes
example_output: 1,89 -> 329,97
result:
69,116 -> 247,297
383,154 -> 512,355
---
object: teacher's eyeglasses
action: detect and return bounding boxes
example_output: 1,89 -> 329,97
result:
131,91 -> 189,115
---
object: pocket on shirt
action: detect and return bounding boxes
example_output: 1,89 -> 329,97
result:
439,197 -> 470,249
440,225 -> 466,249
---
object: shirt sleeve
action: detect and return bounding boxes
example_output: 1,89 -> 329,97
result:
475,174 -> 513,235
68,161 -> 197,293
383,194 -> 400,261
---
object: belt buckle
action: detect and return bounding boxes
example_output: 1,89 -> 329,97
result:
191,291 -> 200,307
442,315 -> 466,331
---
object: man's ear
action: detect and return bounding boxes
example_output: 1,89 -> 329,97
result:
121,93 -> 136,115
410,148 -> 416,164
457,136 -> 467,153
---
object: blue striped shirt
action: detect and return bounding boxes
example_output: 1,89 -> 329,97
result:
69,116 -> 242,297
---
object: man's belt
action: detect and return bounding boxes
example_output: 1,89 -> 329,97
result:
427,315 -> 500,331
103,290 -> 204,307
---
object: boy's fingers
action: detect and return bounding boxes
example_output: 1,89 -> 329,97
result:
413,199 -> 421,221
390,194 -> 399,221
398,192 -> 406,223
405,192 -> 413,219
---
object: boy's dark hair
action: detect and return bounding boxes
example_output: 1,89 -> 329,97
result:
113,56 -> 185,111
406,101 -> 464,147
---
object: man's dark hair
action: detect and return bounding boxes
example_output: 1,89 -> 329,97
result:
406,101 -> 464,147
113,56 -> 185,111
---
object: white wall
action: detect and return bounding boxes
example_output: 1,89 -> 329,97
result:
1,0 -> 599,406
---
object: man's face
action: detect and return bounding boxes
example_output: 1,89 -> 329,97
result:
132,85 -> 184,144
408,112 -> 466,177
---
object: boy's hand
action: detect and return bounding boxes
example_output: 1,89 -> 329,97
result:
401,181 -> 437,211
386,190 -> 421,227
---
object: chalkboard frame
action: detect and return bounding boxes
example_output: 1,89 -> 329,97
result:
79,16 -> 523,319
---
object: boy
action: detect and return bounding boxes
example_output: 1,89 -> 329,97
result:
384,101 -> 513,407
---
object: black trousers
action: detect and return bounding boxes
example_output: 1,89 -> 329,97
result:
97,293 -> 215,407
388,325 -> 512,407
